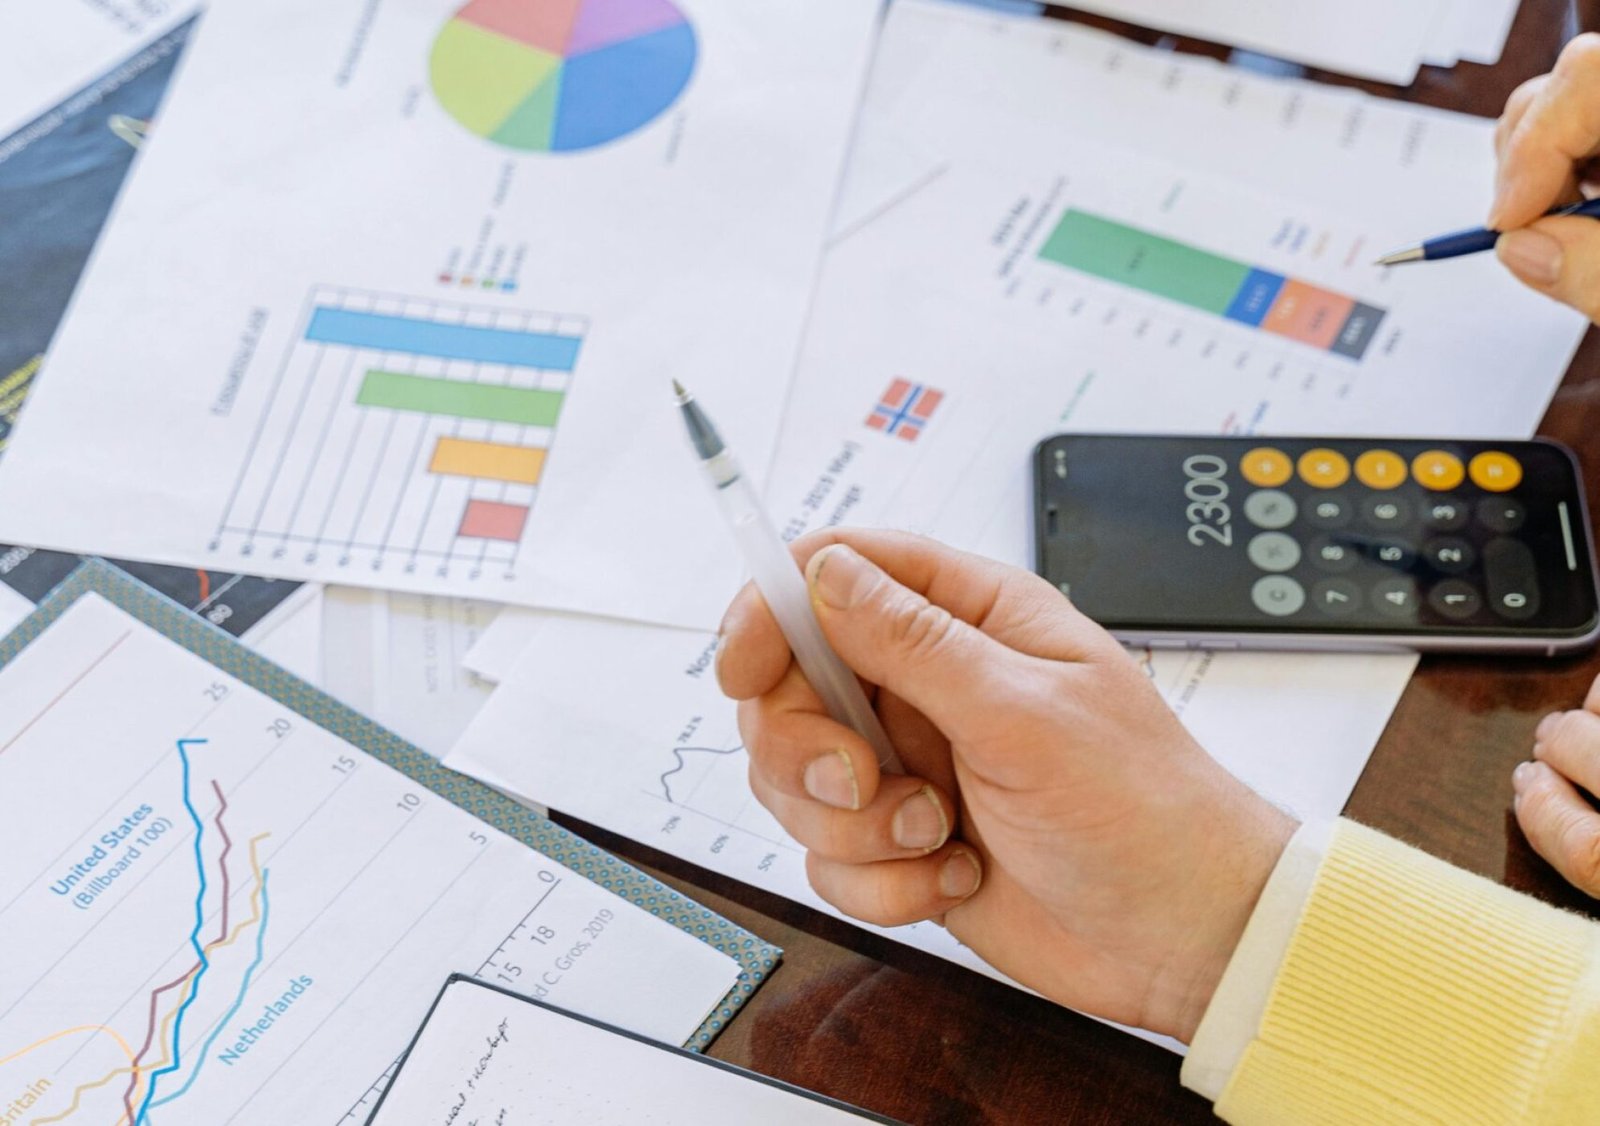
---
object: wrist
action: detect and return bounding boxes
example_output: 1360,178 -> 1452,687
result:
1152,788 -> 1298,1042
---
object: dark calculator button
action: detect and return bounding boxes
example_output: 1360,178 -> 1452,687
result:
1478,498 -> 1527,534
1305,494 -> 1353,530
1368,538 -> 1416,570
1423,537 -> 1475,574
1309,535 -> 1358,573
1371,577 -> 1421,619
1311,578 -> 1361,617
1362,495 -> 1411,529
1483,537 -> 1541,620
1423,499 -> 1469,532
1429,580 -> 1482,621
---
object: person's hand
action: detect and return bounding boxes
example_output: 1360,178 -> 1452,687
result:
717,529 -> 1296,1042
1513,671 -> 1600,896
1491,34 -> 1600,320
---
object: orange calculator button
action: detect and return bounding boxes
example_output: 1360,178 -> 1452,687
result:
1241,447 -> 1293,488
1297,449 -> 1351,489
1469,451 -> 1523,493
1354,450 -> 1407,490
1411,450 -> 1465,491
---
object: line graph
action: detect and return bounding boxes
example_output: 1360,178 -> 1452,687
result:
211,286 -> 588,583
659,744 -> 743,803
0,598 -> 738,1124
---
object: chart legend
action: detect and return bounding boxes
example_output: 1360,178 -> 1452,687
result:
430,0 -> 698,153
212,287 -> 586,579
1039,209 -> 1387,360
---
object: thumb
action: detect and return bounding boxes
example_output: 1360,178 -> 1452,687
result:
805,543 -> 1024,740
1496,214 -> 1600,322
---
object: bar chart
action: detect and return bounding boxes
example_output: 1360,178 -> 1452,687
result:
212,287 -> 586,580
1038,210 -> 1387,360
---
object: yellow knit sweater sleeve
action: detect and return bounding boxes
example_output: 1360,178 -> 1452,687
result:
1215,819 -> 1600,1125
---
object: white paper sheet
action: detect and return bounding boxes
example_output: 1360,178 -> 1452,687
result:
0,0 -> 880,630
462,603 -> 543,684
1041,0 -> 1444,84
0,595 -> 740,1124
371,978 -> 877,1125
0,0 -> 197,144
322,586 -> 497,759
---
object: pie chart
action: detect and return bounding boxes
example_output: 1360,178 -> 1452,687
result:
430,0 -> 698,153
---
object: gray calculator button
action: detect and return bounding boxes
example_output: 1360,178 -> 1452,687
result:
1478,498 -> 1527,534
1244,489 -> 1297,530
1483,537 -> 1540,620
1311,578 -> 1361,617
1305,494 -> 1352,529
1429,580 -> 1482,621
1309,535 -> 1358,573
1252,575 -> 1306,617
1368,539 -> 1416,570
1247,532 -> 1301,573
1362,496 -> 1411,529
1371,578 -> 1421,619
1423,537 -> 1475,574
1424,499 -> 1469,532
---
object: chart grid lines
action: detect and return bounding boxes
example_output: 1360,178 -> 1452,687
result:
211,287 -> 588,581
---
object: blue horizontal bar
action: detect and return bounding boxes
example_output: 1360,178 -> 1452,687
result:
1222,268 -> 1287,327
305,308 -> 581,371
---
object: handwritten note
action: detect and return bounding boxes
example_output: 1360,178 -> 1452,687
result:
369,978 -> 888,1125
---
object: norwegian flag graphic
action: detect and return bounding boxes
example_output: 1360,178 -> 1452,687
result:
866,379 -> 943,442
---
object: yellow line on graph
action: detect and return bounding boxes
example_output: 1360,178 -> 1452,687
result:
27,833 -> 270,1126
0,1025 -> 136,1073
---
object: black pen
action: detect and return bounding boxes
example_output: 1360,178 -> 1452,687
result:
1375,196 -> 1600,266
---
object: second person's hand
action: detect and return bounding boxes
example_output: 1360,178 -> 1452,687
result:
1492,34 -> 1600,320
717,529 -> 1296,1043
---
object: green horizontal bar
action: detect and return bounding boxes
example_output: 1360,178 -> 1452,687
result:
357,370 -> 564,427
1039,210 -> 1251,315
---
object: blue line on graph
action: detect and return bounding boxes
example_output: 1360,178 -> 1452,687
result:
149,870 -> 272,1110
134,738 -> 211,1126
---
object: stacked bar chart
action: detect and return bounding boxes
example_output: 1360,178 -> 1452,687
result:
214,287 -> 585,578
1038,210 -> 1386,360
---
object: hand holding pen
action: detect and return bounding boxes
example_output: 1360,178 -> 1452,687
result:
1380,35 -> 1600,326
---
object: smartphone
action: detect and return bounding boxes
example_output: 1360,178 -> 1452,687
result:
1034,434 -> 1600,654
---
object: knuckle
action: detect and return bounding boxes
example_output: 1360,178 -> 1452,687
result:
1559,33 -> 1600,77
1565,820 -> 1600,889
884,590 -> 959,660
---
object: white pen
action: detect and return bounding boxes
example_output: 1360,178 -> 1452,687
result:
674,381 -> 905,776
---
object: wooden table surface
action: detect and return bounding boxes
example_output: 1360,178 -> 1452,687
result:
559,4 -> 1600,1121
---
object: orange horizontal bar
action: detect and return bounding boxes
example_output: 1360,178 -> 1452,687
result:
429,436 -> 545,485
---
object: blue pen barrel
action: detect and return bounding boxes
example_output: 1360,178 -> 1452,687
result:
1424,226 -> 1503,261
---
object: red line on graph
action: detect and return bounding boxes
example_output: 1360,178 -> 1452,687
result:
120,782 -> 234,1118
0,630 -> 132,758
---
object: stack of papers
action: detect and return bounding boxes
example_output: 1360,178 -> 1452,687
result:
0,0 -> 1582,1069
1045,0 -> 1522,82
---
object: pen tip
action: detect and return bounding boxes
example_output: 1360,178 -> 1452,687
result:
1373,247 -> 1425,267
671,379 -> 689,403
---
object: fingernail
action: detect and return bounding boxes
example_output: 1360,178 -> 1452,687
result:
810,544 -> 876,611
712,630 -> 728,686
1536,711 -> 1563,744
939,850 -> 982,899
803,750 -> 859,810
1497,229 -> 1563,286
893,786 -> 950,852
1513,761 -> 1536,791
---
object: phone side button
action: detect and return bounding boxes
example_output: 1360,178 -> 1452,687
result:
1148,639 -> 1190,650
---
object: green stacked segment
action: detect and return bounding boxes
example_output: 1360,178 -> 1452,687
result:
1039,209 -> 1251,314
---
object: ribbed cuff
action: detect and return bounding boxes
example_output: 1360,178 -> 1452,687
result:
1214,820 -> 1598,1124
